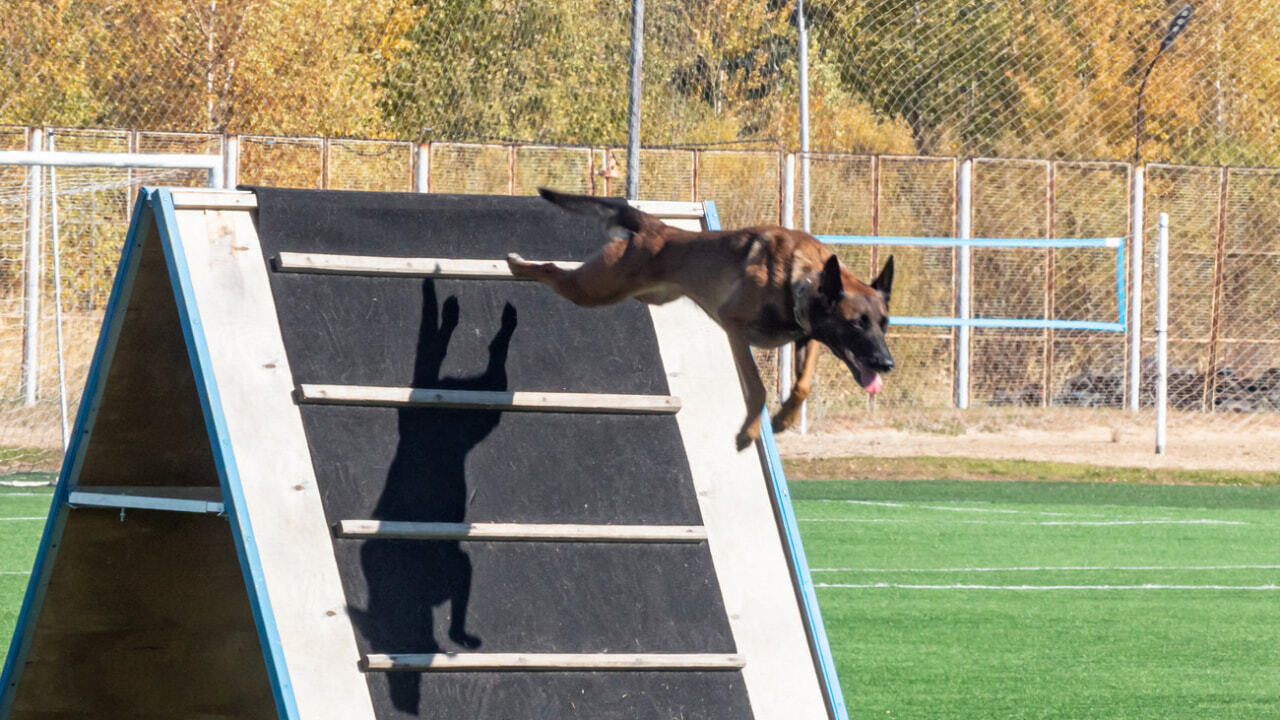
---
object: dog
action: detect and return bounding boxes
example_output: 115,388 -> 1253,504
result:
508,189 -> 894,450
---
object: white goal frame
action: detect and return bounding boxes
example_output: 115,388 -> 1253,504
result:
0,139 -> 225,449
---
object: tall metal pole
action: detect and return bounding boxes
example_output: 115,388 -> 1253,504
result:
797,0 -> 811,233
1129,166 -> 1145,410
625,0 -> 645,200
796,0 -> 812,433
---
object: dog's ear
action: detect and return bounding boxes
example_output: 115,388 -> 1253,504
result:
819,255 -> 844,301
871,255 -> 893,306
538,188 -> 646,236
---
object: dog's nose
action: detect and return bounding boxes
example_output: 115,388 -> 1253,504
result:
872,355 -> 894,373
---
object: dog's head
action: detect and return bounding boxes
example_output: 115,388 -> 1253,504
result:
806,255 -> 895,394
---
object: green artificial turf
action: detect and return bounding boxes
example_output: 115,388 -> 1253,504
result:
794,479 -> 1280,718
0,476 -> 1275,718
0,487 -> 53,652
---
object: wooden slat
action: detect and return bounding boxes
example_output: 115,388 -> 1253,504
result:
68,486 -> 224,515
297,384 -> 680,414
169,190 -> 258,210
361,652 -> 746,672
273,252 -> 580,279
632,201 -> 707,219
334,520 -> 707,543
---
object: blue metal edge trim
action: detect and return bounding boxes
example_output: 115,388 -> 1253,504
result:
1116,236 -> 1127,329
892,317 -> 1125,332
758,420 -> 850,720
0,191 -> 155,715
702,200 -> 849,720
150,189 -> 300,720
819,234 -> 1122,249
701,199 -> 721,232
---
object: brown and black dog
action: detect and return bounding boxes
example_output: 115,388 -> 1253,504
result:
509,189 -> 894,450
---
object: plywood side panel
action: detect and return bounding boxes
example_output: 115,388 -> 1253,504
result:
75,221 -> 219,489
168,198 -> 376,720
649,298 -> 831,720
9,511 -> 275,719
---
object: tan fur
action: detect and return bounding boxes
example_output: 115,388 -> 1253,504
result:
510,191 -> 892,450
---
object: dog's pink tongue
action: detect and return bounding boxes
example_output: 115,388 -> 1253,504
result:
863,370 -> 884,395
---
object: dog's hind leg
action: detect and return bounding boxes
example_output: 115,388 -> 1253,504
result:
726,329 -> 768,451
507,250 -> 639,307
772,338 -> 820,432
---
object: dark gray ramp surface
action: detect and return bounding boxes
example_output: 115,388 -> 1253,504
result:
251,188 -> 753,719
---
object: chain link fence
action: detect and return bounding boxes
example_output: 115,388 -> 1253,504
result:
5,2 -> 1279,167
3,1 -> 1280,473
3,133 -> 1280,476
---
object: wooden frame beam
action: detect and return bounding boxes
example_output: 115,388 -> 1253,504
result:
67,486 -> 224,515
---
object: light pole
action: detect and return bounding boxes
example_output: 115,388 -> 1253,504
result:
625,0 -> 644,200
1134,5 -> 1193,163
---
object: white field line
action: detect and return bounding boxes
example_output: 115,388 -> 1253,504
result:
817,582 -> 1280,591
822,499 -> 1020,514
803,500 -> 1249,526
0,571 -> 31,575
0,517 -> 47,521
1037,519 -> 1245,526
799,518 -> 907,523
952,519 -> 1249,526
800,516 -> 1248,526
815,499 -> 1087,518
811,564 -> 1280,573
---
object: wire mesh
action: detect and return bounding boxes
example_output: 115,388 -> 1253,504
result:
514,146 -> 595,196
6,2 -> 1278,169
327,140 -> 414,193
0,156 -> 204,478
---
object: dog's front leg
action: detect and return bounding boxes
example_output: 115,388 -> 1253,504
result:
725,329 -> 767,451
772,338 -> 820,432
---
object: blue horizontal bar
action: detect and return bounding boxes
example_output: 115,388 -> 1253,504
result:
820,235 -> 1122,249
893,316 -> 1125,332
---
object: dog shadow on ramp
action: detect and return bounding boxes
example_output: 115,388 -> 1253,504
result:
348,280 -> 518,714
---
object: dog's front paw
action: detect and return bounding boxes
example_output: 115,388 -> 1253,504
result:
506,252 -> 525,267
735,429 -> 756,452
770,412 -> 793,434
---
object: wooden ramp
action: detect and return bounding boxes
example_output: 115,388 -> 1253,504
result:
0,188 -> 846,720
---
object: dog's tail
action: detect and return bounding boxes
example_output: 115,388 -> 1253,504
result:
538,188 -> 656,238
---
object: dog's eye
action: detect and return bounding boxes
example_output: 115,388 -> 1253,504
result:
858,313 -> 870,330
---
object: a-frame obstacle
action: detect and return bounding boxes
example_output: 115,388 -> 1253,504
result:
0,187 -> 847,719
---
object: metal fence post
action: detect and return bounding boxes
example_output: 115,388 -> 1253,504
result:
957,159 -> 973,409
415,142 -> 429,193
780,154 -> 796,402
22,128 -> 45,407
224,134 -> 240,189
1156,212 -> 1169,453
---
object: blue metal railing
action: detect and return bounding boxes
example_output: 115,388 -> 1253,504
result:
818,235 -> 1127,333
